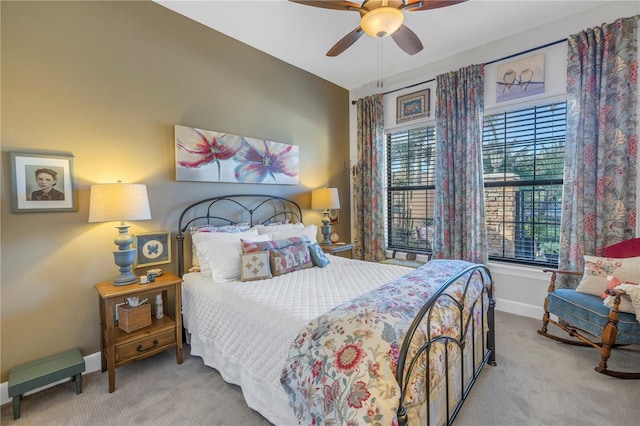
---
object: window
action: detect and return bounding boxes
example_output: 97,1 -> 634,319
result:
483,102 -> 566,266
385,102 -> 565,265
386,126 -> 436,253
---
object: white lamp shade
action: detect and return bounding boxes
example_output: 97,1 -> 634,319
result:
88,183 -> 151,223
360,7 -> 405,38
311,188 -> 340,210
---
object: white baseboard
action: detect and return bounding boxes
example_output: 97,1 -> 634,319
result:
0,352 -> 102,406
495,298 -> 543,320
1,302 -> 540,407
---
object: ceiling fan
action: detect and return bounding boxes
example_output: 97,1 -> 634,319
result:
290,0 -> 468,57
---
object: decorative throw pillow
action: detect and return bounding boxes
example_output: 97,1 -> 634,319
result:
196,234 -> 270,280
255,222 -> 304,235
189,223 -> 250,234
241,236 -> 309,253
262,220 -> 290,226
602,278 -> 639,314
240,251 -> 272,281
601,276 -> 639,299
308,242 -> 330,268
190,224 -> 216,234
269,243 -> 313,276
575,256 -> 640,297
269,224 -> 319,244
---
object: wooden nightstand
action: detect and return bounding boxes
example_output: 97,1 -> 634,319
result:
94,273 -> 183,392
321,243 -> 354,258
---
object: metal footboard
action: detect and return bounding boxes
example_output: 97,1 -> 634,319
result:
396,264 -> 496,426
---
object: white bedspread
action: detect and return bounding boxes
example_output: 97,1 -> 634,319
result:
182,256 -> 412,426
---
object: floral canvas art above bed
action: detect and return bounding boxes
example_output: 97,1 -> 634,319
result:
175,125 -> 299,184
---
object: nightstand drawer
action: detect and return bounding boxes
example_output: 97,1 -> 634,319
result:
115,329 -> 176,362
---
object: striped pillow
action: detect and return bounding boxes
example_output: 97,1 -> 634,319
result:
241,236 -> 309,253
269,243 -> 313,276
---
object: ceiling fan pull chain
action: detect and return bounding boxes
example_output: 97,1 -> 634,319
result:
377,37 -> 384,88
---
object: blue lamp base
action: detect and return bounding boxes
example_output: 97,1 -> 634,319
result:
112,224 -> 137,286
319,211 -> 332,246
112,249 -> 138,285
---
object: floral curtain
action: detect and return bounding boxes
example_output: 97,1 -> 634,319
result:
354,94 -> 386,261
559,16 -> 638,285
433,64 -> 488,264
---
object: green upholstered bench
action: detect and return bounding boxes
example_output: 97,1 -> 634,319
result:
8,348 -> 85,419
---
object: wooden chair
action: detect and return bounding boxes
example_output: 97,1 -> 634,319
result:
538,238 -> 640,379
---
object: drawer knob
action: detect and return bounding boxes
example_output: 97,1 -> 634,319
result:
136,339 -> 159,353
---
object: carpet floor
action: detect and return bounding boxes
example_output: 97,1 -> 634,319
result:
2,311 -> 639,425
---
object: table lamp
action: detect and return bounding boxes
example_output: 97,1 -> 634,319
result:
89,183 -> 151,285
311,188 -> 340,245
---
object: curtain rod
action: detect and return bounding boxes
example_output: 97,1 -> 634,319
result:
351,37 -> 567,104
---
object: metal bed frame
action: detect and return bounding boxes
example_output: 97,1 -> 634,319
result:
176,194 -> 496,426
395,263 -> 496,426
176,194 -> 302,276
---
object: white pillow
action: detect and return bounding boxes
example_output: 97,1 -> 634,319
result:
191,228 -> 260,270
255,222 -> 304,235
269,224 -> 318,244
197,234 -> 271,281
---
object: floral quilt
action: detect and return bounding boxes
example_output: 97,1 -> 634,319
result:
280,259 -> 490,426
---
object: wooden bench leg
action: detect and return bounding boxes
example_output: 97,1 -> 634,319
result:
12,394 -> 22,420
74,373 -> 83,394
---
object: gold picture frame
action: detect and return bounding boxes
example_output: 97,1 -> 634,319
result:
396,89 -> 430,124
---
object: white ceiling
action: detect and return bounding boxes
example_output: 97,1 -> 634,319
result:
155,0 -> 614,90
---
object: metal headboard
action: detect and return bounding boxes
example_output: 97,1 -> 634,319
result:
176,194 -> 303,276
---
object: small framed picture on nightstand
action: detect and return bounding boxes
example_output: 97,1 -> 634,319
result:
134,231 -> 171,268
329,209 -> 339,224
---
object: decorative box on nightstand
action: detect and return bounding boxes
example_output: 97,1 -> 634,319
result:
94,272 -> 183,392
320,243 -> 354,258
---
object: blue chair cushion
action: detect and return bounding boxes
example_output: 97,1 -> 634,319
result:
547,289 -> 640,345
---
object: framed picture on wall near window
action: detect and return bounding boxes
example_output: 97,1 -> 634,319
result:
396,89 -> 430,124
8,151 -> 78,213
496,53 -> 545,103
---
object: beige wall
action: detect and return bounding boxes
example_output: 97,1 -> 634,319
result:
0,0 -> 350,381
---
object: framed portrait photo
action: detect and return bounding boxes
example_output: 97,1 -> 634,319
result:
134,231 -> 172,268
396,89 -> 430,124
329,209 -> 339,225
9,151 -> 78,213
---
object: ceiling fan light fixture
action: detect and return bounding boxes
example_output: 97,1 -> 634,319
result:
360,7 -> 404,38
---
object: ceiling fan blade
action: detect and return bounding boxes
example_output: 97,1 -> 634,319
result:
289,0 -> 362,11
408,0 -> 468,11
326,27 -> 365,56
391,25 -> 423,55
